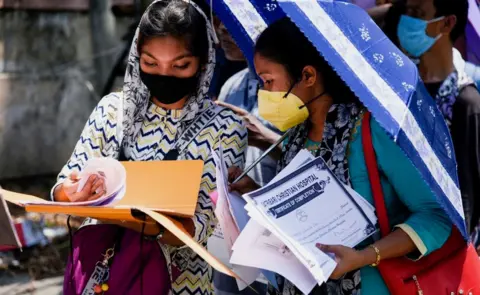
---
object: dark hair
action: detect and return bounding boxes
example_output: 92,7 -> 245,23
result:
255,18 -> 357,104
138,0 -> 209,64
434,0 -> 468,43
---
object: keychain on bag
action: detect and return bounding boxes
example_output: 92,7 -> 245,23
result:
82,246 -> 115,295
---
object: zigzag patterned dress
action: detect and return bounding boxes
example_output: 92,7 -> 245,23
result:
55,93 -> 247,295
54,2 -> 247,293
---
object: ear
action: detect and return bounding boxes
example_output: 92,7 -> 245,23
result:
441,15 -> 457,35
301,65 -> 318,87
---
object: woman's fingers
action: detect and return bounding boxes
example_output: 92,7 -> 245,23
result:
69,175 -> 99,202
227,166 -> 248,193
228,174 -> 259,195
62,172 -> 108,202
227,166 -> 243,183
216,101 -> 249,116
228,180 -> 243,193
91,178 -> 106,195
86,189 -> 106,201
81,175 -> 98,194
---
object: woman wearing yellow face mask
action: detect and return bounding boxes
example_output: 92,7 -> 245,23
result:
229,17 -> 452,295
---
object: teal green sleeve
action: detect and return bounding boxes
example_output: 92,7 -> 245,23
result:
370,119 -> 452,258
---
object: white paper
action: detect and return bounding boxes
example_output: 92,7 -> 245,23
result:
21,157 -> 126,207
76,158 -> 126,197
273,150 -> 377,225
207,225 -> 232,267
236,151 -> 347,286
271,149 -> 315,183
244,200 -> 338,284
231,220 -> 317,294
210,148 -> 261,290
345,185 -> 377,224
212,148 -> 242,249
244,157 -> 376,284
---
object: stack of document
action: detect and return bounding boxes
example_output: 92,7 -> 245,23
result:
230,150 -> 377,293
209,148 -> 262,290
22,157 -> 127,207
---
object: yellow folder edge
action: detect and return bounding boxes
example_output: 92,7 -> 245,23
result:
135,208 -> 238,277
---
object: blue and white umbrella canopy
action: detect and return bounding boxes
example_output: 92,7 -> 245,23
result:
208,0 -> 467,240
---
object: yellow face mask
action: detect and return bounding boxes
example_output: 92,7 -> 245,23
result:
258,89 -> 309,132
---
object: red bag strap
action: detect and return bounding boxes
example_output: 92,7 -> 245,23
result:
361,112 -> 391,237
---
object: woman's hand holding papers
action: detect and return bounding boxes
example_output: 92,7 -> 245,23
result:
227,166 -> 260,195
316,244 -> 372,280
317,229 -> 418,279
54,172 -> 106,202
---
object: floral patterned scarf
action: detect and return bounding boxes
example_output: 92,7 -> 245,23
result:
271,102 -> 362,295
435,69 -> 473,128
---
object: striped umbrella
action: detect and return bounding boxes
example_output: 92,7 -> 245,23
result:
210,0 -> 467,239
466,0 -> 480,64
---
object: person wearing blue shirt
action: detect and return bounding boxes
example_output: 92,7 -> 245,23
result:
208,20 -> 248,100
218,68 -> 281,187
211,21 -> 280,295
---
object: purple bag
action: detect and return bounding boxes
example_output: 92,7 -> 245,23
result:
64,223 -> 171,295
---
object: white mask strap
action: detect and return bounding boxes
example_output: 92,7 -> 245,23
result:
427,16 -> 445,24
428,16 -> 445,42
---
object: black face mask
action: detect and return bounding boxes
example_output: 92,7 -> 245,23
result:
139,69 -> 199,104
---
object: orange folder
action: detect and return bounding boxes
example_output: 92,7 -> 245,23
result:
2,159 -> 244,278
3,160 -> 205,222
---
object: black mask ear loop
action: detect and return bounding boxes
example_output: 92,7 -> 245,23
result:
283,81 -> 298,98
299,91 -> 327,110
284,80 -> 327,109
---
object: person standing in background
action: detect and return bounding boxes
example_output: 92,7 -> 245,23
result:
396,0 -> 480,235
191,0 -> 247,100
465,61 -> 480,88
454,47 -> 480,89
217,66 -> 281,187
209,20 -> 281,295
209,18 -> 248,100
373,0 -> 480,92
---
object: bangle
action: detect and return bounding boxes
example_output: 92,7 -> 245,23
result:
369,245 -> 381,267
143,226 -> 165,241
156,227 -> 165,240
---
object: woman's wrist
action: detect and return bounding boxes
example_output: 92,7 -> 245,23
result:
359,245 -> 379,267
255,131 -> 282,151
265,130 -> 282,145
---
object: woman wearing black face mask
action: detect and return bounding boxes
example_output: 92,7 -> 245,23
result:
51,1 -> 247,294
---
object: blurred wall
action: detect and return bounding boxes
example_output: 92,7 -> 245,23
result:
0,10 -> 131,181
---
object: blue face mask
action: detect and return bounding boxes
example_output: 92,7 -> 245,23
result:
397,15 -> 445,58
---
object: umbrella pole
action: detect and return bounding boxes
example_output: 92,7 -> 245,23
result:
233,130 -> 291,184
